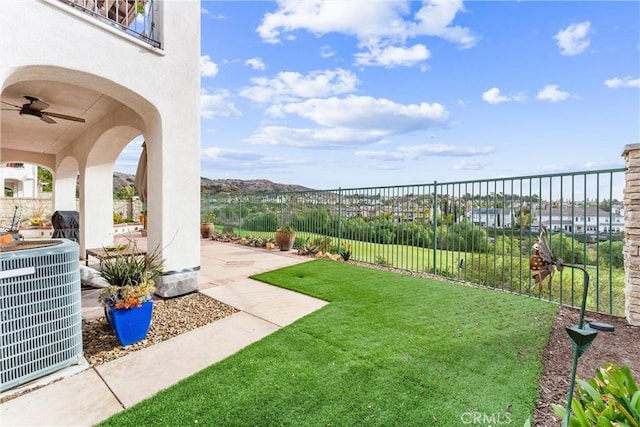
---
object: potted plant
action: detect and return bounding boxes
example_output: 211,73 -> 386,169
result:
200,211 -> 217,239
275,224 -> 296,251
97,244 -> 164,346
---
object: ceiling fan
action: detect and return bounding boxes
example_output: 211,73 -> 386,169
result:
1,95 -> 86,124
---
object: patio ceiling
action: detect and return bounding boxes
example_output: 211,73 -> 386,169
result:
1,81 -> 120,159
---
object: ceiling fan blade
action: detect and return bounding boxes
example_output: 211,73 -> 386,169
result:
42,111 -> 86,123
41,115 -> 56,124
1,100 -> 21,109
30,100 -> 50,111
23,95 -> 49,111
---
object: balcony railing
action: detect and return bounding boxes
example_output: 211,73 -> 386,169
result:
59,0 -> 160,48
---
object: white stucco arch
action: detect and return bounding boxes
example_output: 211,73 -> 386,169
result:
3,65 -> 160,254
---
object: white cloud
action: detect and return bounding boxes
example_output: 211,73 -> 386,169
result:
399,143 -> 494,156
201,147 -> 311,171
536,84 -> 570,102
240,68 -> 358,103
202,147 -> 262,161
604,76 -> 640,88
481,87 -> 526,104
200,55 -> 219,77
245,126 -> 384,147
453,160 -> 489,170
245,57 -> 266,70
482,87 -> 509,104
356,144 -> 494,162
320,45 -> 335,58
354,44 -> 430,67
248,96 -> 449,149
554,21 -> 591,56
200,89 -> 241,119
270,95 -> 449,132
409,0 -> 477,49
256,0 -> 476,67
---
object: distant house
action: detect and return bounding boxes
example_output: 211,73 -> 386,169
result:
1,163 -> 38,198
532,207 -> 624,235
466,208 -> 514,228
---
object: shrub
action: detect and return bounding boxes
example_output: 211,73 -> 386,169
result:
552,362 -> 640,426
113,211 -> 124,224
375,255 -> 391,267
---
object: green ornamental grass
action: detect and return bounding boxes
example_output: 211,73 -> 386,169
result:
99,259 -> 557,426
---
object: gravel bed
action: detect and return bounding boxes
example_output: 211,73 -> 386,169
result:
83,292 -> 239,367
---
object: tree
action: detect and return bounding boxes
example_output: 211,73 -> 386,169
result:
114,185 -> 136,200
599,198 -> 611,212
38,167 -> 52,192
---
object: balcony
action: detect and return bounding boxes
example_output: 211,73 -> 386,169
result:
58,0 -> 160,48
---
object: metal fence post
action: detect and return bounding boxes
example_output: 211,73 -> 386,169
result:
337,188 -> 343,253
433,181 -> 438,275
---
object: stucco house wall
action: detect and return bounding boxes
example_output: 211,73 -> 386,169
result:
1,0 -> 202,296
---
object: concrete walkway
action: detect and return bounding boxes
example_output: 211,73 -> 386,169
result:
1,240 -> 326,426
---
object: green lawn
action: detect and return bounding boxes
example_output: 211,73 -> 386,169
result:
99,260 -> 557,426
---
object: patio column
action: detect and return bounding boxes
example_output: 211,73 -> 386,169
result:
52,168 -> 77,212
621,143 -> 640,326
79,162 -> 114,257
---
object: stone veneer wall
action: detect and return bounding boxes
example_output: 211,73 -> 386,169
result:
622,143 -> 640,326
0,196 -> 57,226
0,197 -> 143,227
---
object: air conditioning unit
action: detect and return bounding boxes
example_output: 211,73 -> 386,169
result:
0,239 -> 83,392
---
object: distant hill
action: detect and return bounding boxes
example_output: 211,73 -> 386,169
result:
113,172 -> 136,191
113,172 -> 312,194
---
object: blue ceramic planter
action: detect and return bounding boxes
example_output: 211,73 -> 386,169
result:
106,300 -> 153,346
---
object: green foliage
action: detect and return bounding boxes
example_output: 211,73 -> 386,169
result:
448,220 -> 490,252
309,236 -> 332,252
113,211 -> 124,224
37,166 -> 52,192
297,238 -> 321,256
597,240 -> 624,269
201,210 -> 217,224
279,224 -> 295,235
243,212 -> 278,231
340,248 -> 352,261
292,236 -> 306,250
549,233 -> 587,264
375,255 -> 391,266
244,236 -> 275,248
114,185 -> 136,200
222,225 -> 235,235
552,363 -> 640,426
98,245 -> 164,288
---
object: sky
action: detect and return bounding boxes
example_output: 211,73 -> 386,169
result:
116,0 -> 640,191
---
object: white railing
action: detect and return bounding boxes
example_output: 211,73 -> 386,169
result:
59,0 -> 160,48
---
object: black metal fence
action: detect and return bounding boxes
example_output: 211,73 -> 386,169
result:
203,168 -> 626,315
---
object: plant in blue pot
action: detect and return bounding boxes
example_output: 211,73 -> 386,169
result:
97,243 -> 164,346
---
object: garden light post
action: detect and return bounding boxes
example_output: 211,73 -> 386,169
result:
560,263 -> 597,427
530,226 -> 614,426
